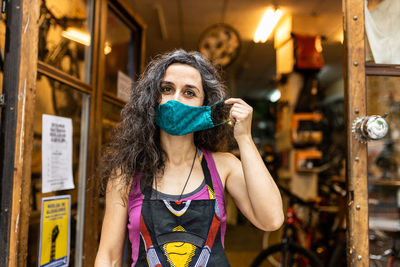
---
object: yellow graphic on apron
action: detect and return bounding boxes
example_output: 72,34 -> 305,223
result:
163,226 -> 196,267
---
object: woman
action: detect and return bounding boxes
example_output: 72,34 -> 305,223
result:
95,49 -> 283,266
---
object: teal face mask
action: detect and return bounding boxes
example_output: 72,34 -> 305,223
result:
155,100 -> 228,136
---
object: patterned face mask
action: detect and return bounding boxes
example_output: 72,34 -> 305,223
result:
155,100 -> 229,136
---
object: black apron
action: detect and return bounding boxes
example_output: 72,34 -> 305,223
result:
134,156 -> 230,267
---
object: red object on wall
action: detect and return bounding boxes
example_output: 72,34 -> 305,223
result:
293,34 -> 324,70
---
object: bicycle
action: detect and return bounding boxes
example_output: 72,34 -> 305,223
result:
251,184 -> 323,267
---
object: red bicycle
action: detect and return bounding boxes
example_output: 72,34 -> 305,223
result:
251,184 -> 322,267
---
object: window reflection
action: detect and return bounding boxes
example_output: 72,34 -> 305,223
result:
367,76 -> 400,265
38,0 -> 92,82
101,101 -> 122,145
104,7 -> 138,98
367,76 -> 400,182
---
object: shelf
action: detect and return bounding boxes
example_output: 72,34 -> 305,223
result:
372,180 -> 400,187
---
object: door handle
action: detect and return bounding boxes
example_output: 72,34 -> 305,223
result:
352,114 -> 389,143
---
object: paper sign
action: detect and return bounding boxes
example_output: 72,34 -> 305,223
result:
42,114 -> 74,193
117,70 -> 133,102
38,195 -> 71,267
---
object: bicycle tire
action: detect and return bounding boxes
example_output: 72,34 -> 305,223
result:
251,242 -> 323,267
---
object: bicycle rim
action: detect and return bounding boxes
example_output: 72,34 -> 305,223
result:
251,243 -> 323,267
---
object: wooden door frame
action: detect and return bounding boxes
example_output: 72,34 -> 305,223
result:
83,0 -> 146,265
0,0 -> 146,265
344,1 -> 400,266
0,0 -> 40,265
343,0 -> 369,265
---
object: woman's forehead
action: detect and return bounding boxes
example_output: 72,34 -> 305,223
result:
162,64 -> 203,87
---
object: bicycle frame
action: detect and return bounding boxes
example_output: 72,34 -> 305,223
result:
251,185 -> 323,267
279,203 -> 316,266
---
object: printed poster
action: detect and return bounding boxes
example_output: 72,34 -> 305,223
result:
38,195 -> 71,267
117,70 -> 132,102
42,114 -> 74,193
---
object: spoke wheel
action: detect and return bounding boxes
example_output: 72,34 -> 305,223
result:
251,243 -> 322,267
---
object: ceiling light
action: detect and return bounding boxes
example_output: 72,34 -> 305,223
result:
268,88 -> 281,102
62,27 -> 91,46
254,8 -> 283,43
104,42 -> 112,55
315,36 -> 323,53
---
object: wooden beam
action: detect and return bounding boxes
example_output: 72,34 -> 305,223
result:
0,0 -> 40,265
37,61 -> 92,94
365,62 -> 400,76
0,0 -> 22,263
343,0 -> 369,266
83,0 -> 104,265
11,0 -> 40,265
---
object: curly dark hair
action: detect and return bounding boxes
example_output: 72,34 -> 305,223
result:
99,49 -> 232,193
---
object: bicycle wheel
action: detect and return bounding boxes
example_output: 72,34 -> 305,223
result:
251,243 -> 323,267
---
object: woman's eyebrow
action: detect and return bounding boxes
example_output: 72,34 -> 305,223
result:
161,81 -> 174,86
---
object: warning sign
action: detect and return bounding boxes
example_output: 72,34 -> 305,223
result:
38,195 -> 71,267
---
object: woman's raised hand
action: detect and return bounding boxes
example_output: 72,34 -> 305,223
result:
224,98 -> 253,140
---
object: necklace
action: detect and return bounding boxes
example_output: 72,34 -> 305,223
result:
178,148 -> 197,201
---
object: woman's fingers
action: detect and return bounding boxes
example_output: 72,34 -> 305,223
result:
226,98 -> 253,134
225,98 -> 247,107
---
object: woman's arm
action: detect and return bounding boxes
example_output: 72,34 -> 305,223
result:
95,176 -> 129,267
223,98 -> 284,231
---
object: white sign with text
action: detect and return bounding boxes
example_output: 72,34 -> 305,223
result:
42,114 -> 75,193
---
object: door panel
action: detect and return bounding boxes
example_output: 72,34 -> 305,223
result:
367,76 -> 400,266
27,75 -> 90,267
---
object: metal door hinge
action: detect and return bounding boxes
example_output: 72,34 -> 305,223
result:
0,93 -> 4,106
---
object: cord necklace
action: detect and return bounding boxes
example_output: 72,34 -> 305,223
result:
178,148 -> 197,201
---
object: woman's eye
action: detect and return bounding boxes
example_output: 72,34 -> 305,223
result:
184,90 -> 195,97
161,87 -> 172,93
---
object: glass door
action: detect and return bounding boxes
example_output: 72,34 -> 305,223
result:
344,0 -> 400,265
366,76 -> 400,266
364,0 -> 400,265
27,0 -> 93,266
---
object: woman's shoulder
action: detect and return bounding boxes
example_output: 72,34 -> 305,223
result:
210,151 -> 241,184
210,151 -> 239,163
107,169 -> 134,203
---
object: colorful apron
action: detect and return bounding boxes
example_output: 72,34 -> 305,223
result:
134,154 -> 230,267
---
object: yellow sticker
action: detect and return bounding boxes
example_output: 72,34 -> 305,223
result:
39,195 -> 71,267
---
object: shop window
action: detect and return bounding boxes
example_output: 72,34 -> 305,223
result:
367,76 -> 400,264
38,0 -> 93,83
28,74 -> 90,267
101,100 -> 122,144
103,6 -> 140,99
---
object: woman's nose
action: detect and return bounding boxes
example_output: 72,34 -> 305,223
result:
173,92 -> 182,102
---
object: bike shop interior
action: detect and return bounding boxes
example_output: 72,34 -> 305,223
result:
3,0 -> 400,266
114,0 -> 400,266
